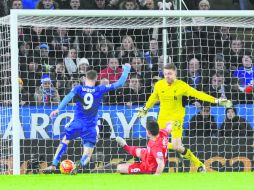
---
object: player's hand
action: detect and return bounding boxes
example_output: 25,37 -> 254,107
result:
50,109 -> 59,118
123,63 -> 131,72
166,121 -> 173,133
136,107 -> 148,118
215,98 -> 233,108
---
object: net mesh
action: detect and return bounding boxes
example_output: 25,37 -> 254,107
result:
0,14 -> 254,174
0,16 -> 12,174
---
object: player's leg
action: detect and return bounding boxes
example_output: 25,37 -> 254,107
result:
117,163 -> 132,174
116,137 -> 141,158
43,136 -> 70,173
159,120 -> 205,172
70,125 -> 97,174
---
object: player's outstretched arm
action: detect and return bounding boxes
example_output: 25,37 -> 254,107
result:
154,158 -> 165,175
50,91 -> 75,118
112,63 -> 131,89
214,98 -> 233,107
185,83 -> 232,107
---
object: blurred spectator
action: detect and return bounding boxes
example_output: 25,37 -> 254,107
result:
11,0 -> 23,9
186,103 -> 218,137
38,43 -> 56,73
20,57 -> 42,105
130,57 -> 151,86
51,27 -> 74,58
98,58 -> 123,83
220,107 -> 253,137
203,72 -> 235,103
231,77 -> 253,104
203,53 -> 231,85
77,58 -> 91,77
90,0 -> 111,9
144,38 -> 162,71
182,57 -> 203,90
152,55 -> 172,78
106,0 -> 120,9
224,36 -> 244,71
77,28 -> 104,59
141,0 -> 157,10
215,26 -> 232,53
119,0 -> 139,10
121,74 -> 149,107
233,51 -> 254,91
99,77 -> 122,105
19,78 -> 29,106
157,0 -> 174,10
198,0 -> 210,10
64,48 -> 79,77
34,74 -> 60,106
69,0 -> 81,10
118,35 -> 143,65
36,0 -> 59,9
56,0 -> 70,9
51,60 -> 69,100
93,38 -> 115,72
18,36 -> 32,64
22,26 -> 48,50
0,1 -> 6,17
182,24 -> 219,63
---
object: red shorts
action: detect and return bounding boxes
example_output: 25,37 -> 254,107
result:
128,163 -> 154,174
128,149 -> 154,174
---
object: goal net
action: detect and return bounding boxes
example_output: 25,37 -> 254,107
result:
0,10 -> 254,174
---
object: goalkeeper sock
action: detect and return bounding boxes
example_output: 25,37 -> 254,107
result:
52,142 -> 68,166
182,148 -> 203,167
123,145 -> 138,157
81,155 -> 90,167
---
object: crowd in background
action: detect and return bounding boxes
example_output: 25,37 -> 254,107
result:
0,0 -> 253,137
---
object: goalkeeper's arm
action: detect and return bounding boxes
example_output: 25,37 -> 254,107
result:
185,84 -> 232,107
137,83 -> 159,117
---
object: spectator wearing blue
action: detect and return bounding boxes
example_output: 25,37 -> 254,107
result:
22,0 -> 39,9
36,0 -> 58,9
34,74 -> 60,106
233,50 -> 254,92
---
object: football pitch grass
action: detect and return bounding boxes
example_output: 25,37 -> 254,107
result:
0,172 -> 253,190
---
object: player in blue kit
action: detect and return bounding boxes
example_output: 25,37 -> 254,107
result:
43,63 -> 131,174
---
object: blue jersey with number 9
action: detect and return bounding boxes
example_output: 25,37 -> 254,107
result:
71,84 -> 115,127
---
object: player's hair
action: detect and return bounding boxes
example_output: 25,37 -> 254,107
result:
164,63 -> 177,71
146,120 -> 159,136
86,70 -> 98,81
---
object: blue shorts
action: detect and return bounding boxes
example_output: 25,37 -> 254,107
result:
65,118 -> 97,147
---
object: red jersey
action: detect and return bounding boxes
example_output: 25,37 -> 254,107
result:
98,66 -> 123,83
141,129 -> 168,172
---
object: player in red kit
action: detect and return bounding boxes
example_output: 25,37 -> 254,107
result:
116,120 -> 172,175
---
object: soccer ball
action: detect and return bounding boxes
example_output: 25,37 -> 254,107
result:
59,160 -> 75,174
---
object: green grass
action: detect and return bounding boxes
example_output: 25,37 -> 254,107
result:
0,172 -> 253,190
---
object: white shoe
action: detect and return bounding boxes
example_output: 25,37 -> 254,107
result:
197,165 -> 207,173
116,137 -> 127,147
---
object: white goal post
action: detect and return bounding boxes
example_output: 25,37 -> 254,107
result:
3,10 -> 254,175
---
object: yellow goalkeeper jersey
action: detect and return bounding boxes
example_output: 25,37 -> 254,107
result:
146,79 -> 216,122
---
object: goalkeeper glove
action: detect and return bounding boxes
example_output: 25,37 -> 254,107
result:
136,107 -> 148,118
215,98 -> 233,107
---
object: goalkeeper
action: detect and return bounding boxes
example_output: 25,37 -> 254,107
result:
137,63 -> 232,172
